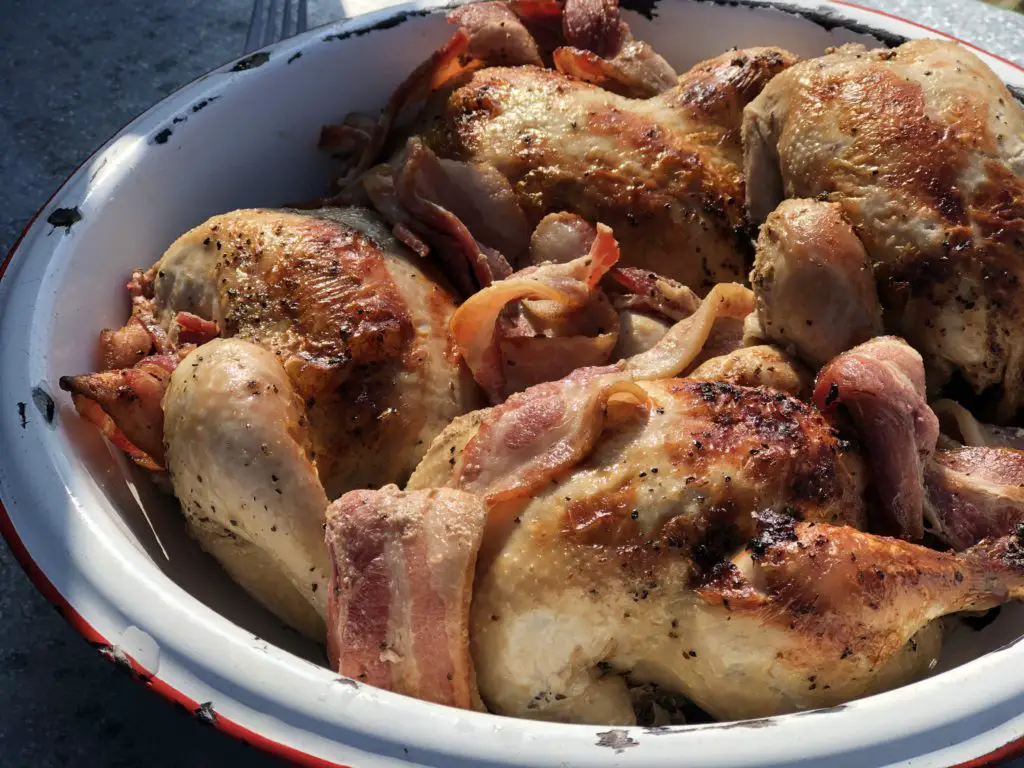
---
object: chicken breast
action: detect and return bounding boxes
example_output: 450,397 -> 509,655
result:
744,40 -> 1024,419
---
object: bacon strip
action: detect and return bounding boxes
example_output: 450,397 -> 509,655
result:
813,337 -> 940,540
610,267 -> 701,322
325,486 -> 487,709
364,138 -> 528,294
450,223 -> 620,402
59,355 -> 178,470
925,447 -> 1024,550
173,311 -> 220,346
554,0 -> 676,97
454,366 -> 648,506
623,282 -> 754,381
323,29 -> 473,191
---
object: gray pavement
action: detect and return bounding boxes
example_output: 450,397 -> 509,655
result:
2,0 -> 1023,766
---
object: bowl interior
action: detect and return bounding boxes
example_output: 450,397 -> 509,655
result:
4,0 -> 1024,762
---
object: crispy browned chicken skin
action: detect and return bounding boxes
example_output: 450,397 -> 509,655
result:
417,46 -> 797,291
404,372 -> 1024,722
745,40 -> 1024,420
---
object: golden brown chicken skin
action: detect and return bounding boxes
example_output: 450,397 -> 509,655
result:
744,40 -> 1024,419
407,373 -> 1024,722
417,47 -> 797,291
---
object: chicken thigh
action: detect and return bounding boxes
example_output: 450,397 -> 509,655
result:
744,40 -> 1024,419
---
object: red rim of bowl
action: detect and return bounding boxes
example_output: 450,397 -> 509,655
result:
1,3 -> 1023,766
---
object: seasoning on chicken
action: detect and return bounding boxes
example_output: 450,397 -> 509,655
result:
164,338 -> 331,639
745,40 -> 1024,420
408,364 -> 1024,722
62,207 -> 479,637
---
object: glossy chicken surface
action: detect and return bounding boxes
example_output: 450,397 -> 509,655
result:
62,7 -> 1024,728
418,46 -> 796,291
404,372 -> 1024,722
745,40 -> 1024,420
63,207 -> 478,636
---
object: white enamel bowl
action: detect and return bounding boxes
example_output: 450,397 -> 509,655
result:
2,1 -> 1024,765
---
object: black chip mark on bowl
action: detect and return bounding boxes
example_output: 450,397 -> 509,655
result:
687,0 -> 908,47
195,701 -> 218,726
335,676 -> 359,688
32,386 -> 55,425
46,207 -> 82,233
191,96 -> 220,113
963,606 -> 1002,631
152,127 -> 173,145
620,0 -> 660,21
231,52 -> 270,72
323,10 -> 433,42
172,115 -> 187,125
17,402 -> 27,429
287,51 -> 303,64
595,729 -> 638,753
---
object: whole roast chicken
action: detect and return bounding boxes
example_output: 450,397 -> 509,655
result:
331,0 -> 797,293
61,207 -> 479,637
744,39 -> 1024,421
326,324 -> 1024,721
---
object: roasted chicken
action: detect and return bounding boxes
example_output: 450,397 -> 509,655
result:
745,39 -> 1024,420
61,207 -> 479,636
330,0 -> 797,293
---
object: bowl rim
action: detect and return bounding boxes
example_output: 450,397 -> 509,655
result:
2,1 -> 1024,766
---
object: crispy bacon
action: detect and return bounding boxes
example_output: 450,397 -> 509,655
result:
99,315 -> 154,370
173,311 -> 220,346
450,223 -> 621,401
925,447 -> 1024,550
454,366 -> 648,506
59,355 -> 178,470
554,0 -> 677,96
813,337 -> 940,540
623,282 -> 754,380
324,29 -> 474,191
325,486 -> 487,709
610,267 -> 701,322
364,138 -> 528,294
